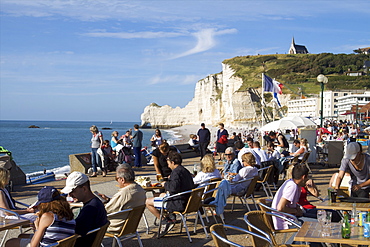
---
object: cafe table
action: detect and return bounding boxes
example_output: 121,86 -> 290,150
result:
0,218 -> 31,245
316,200 -> 370,212
0,218 -> 30,232
294,221 -> 370,245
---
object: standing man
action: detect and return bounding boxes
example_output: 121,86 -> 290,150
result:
61,172 -> 108,247
197,123 -> 211,159
268,131 -> 289,153
98,164 -> 146,234
131,124 -> 143,168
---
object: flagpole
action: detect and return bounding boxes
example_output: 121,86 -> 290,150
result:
261,73 -> 264,127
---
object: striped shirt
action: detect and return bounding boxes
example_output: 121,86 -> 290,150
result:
40,213 -> 76,246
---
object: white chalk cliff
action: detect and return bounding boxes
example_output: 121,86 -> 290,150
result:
141,63 -> 289,128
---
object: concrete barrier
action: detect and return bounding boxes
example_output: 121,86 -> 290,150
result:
69,153 -> 92,174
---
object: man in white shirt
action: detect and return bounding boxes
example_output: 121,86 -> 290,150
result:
234,141 -> 261,167
252,141 -> 268,163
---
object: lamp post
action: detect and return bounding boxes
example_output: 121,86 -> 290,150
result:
317,74 -> 328,128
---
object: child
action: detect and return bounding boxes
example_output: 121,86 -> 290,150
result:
102,140 -> 116,172
6,186 -> 76,247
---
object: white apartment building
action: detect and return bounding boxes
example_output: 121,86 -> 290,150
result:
323,91 -> 352,118
287,90 -> 366,119
337,91 -> 370,120
287,98 -> 319,117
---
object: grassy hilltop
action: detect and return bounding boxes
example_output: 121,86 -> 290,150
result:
223,53 -> 370,96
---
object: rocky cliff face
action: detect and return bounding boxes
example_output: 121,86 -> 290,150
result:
141,63 -> 289,128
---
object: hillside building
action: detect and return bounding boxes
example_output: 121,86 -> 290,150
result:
287,98 -> 319,118
288,37 -> 309,54
337,91 -> 370,121
287,90 -> 368,120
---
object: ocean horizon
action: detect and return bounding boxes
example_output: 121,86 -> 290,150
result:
0,120 -> 180,177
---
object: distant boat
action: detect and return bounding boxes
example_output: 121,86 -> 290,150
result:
110,120 -> 113,125
27,172 -> 55,184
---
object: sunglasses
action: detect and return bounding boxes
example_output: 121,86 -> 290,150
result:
225,153 -> 233,156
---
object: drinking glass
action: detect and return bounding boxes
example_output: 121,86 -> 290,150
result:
322,211 -> 332,236
317,210 -> 326,229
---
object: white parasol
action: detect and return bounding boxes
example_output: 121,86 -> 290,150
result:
260,119 -> 304,132
281,116 -> 317,128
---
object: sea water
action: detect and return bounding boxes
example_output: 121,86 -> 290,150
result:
0,120 -> 179,177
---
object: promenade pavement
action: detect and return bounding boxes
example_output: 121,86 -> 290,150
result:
3,156 -> 341,246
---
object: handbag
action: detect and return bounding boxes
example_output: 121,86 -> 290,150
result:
218,135 -> 228,144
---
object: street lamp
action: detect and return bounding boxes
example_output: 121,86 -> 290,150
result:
317,74 -> 328,128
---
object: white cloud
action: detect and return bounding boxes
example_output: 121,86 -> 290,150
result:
148,74 -> 202,85
171,28 -> 237,59
84,31 -> 185,39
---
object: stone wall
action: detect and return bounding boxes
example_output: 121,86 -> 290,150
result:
141,63 -> 290,128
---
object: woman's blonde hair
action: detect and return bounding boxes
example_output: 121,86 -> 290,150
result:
241,152 -> 256,167
90,125 -> 99,133
300,138 -> 308,148
111,131 -> 118,136
200,154 -> 216,173
0,167 -> 10,189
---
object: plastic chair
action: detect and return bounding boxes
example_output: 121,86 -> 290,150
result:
105,205 -> 145,247
244,211 -> 307,247
230,176 -> 259,213
44,234 -> 80,247
87,221 -> 110,247
257,166 -> 274,198
210,223 -> 274,247
158,187 -> 208,242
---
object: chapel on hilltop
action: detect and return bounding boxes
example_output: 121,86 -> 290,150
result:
288,37 -> 309,54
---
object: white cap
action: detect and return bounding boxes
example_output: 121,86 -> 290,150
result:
61,171 -> 89,194
343,142 -> 360,160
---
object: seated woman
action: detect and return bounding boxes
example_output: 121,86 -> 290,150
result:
110,131 -> 120,151
228,153 -> 258,195
6,186 -> 76,247
193,154 -> 221,187
290,138 -> 308,162
0,167 -> 36,221
150,129 -> 163,150
188,134 -> 200,152
298,178 -> 341,222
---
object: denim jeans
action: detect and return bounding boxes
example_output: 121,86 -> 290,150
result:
91,148 -> 102,172
133,147 -> 142,167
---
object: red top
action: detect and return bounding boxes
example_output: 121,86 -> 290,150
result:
298,186 -> 316,209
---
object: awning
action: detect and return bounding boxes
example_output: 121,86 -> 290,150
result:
340,112 -> 355,115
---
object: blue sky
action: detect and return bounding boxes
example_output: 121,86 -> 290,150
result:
1,0 -> 369,122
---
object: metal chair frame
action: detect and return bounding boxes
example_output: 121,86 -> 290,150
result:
230,176 -> 259,213
257,166 -> 274,198
244,211 -> 306,247
105,205 -> 145,247
201,181 -> 224,224
210,223 -> 274,247
0,207 -> 23,247
44,234 -> 80,247
157,187 -> 208,242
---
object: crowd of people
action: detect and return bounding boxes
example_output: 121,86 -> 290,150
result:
0,120 -> 369,246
